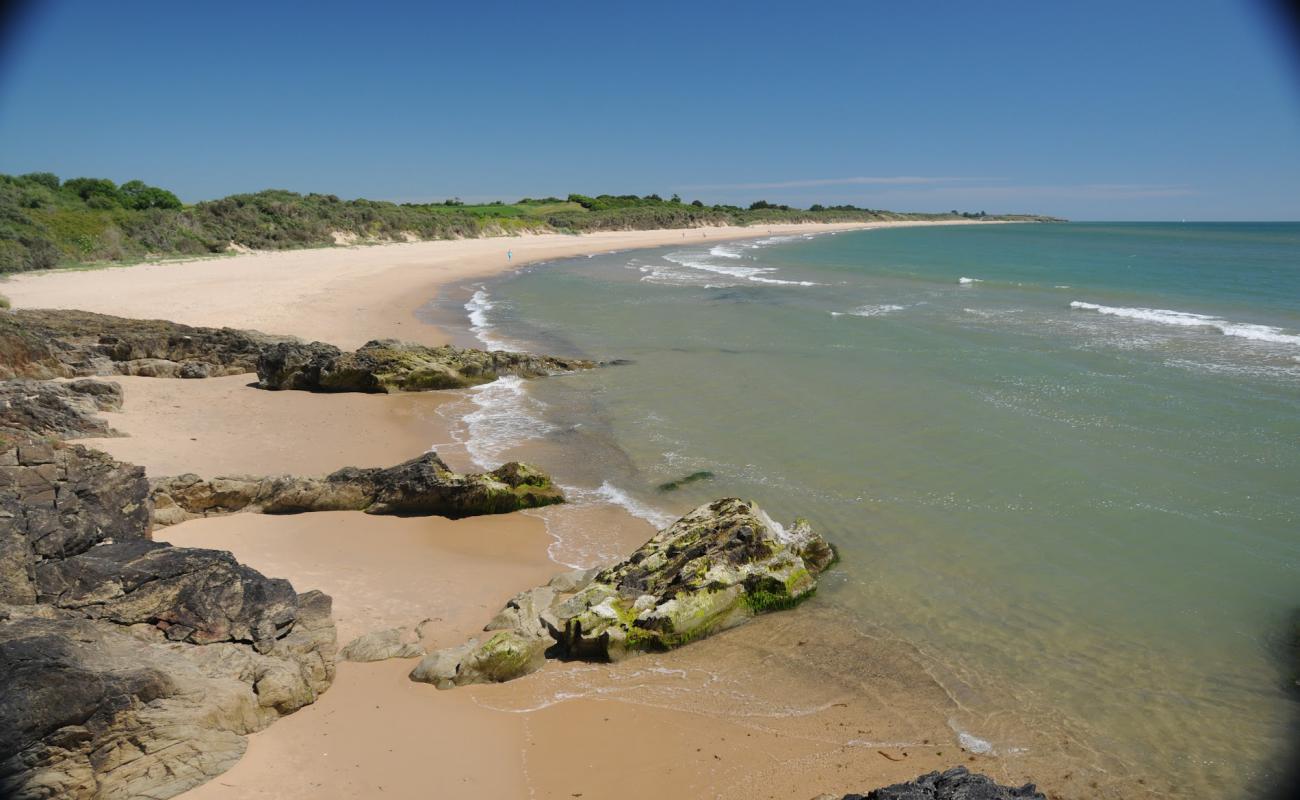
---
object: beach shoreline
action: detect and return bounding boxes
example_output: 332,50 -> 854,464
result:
4,219 -> 1055,799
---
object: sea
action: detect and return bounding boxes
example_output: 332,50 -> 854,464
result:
426,222 -> 1300,798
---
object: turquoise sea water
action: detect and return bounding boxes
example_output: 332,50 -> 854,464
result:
437,223 -> 1300,797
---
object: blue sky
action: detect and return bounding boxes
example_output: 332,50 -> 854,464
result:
1,0 -> 1298,219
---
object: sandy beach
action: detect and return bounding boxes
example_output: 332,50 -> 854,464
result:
2,221 -> 1031,799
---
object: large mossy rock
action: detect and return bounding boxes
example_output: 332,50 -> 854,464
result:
150,451 -> 564,526
548,498 -> 835,661
823,766 -> 1046,800
0,309 -> 284,380
256,338 -> 595,393
410,498 -> 835,689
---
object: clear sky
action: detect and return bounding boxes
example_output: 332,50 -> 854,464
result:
1,0 -> 1298,220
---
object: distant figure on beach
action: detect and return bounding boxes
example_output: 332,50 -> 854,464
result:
507,249 -> 512,261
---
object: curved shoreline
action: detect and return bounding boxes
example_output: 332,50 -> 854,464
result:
4,220 -> 1057,800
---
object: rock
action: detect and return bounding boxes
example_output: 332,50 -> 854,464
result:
548,498 -> 835,661
339,623 -> 428,662
0,436 -> 151,604
656,469 -> 715,492
547,567 -> 600,593
0,598 -> 334,800
35,540 -> 299,652
0,308 -> 287,380
256,338 -> 596,393
409,629 -> 550,689
0,379 -> 124,439
0,431 -> 337,798
149,451 -> 565,526
831,766 -> 1046,799
411,498 -> 836,689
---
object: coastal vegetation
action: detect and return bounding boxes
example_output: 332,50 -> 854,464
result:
0,172 -> 1060,273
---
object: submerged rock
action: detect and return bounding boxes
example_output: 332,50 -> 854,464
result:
656,469 -> 714,492
0,308 -> 284,380
256,338 -> 595,393
150,451 -> 564,526
0,378 -> 123,439
410,498 -> 836,688
824,766 -> 1046,799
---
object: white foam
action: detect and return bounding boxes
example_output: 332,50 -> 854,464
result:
708,245 -> 743,258
958,732 -> 995,754
583,481 -> 677,529
657,250 -> 822,287
457,376 -> 556,469
958,277 -> 982,285
847,304 -> 905,317
463,287 -> 515,350
1070,301 -> 1300,347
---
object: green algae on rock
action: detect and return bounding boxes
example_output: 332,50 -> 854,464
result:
256,338 -> 595,393
409,498 -> 836,689
549,498 -> 835,661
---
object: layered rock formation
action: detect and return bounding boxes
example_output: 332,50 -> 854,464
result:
0,308 -> 284,380
410,498 -> 835,688
0,378 -> 123,439
0,423 -> 336,798
820,766 -> 1046,800
256,338 -> 595,393
150,452 -> 564,526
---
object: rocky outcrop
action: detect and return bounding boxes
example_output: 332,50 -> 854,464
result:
821,766 -> 1046,800
0,379 -> 123,439
0,594 -> 334,800
0,432 -> 337,799
0,437 -> 151,604
409,499 -> 835,688
0,308 -> 285,380
150,451 -> 564,526
256,338 -> 596,393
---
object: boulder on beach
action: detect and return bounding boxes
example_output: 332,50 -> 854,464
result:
149,451 -> 565,526
256,338 -> 596,393
410,498 -> 836,688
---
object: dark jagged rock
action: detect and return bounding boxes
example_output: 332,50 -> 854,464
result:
825,766 -> 1046,800
35,540 -> 299,651
410,498 -> 835,688
256,338 -> 596,393
0,432 -> 337,798
0,378 -> 124,439
150,451 -> 565,526
0,436 -> 151,604
0,308 -> 286,380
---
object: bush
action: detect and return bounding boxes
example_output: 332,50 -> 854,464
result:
19,172 -> 59,191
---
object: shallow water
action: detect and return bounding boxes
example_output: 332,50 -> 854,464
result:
431,223 -> 1300,798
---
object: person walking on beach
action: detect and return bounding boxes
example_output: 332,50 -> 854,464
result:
507,249 -> 512,262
